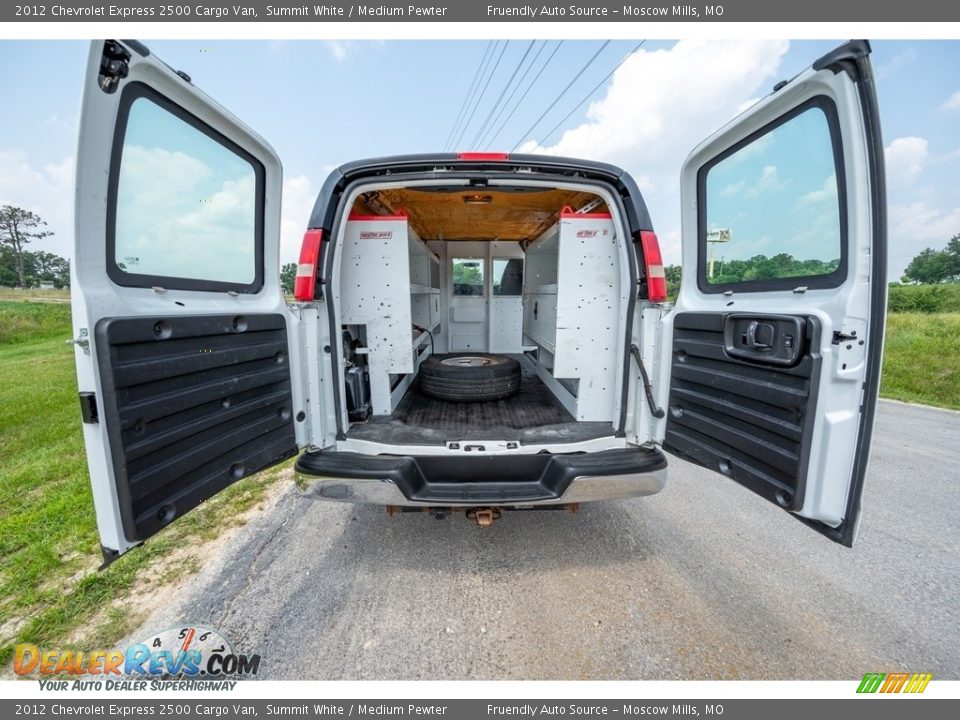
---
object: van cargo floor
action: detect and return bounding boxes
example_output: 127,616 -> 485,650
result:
347,367 -> 613,445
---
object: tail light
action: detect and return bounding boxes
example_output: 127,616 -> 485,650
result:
638,230 -> 667,302
294,229 -> 323,301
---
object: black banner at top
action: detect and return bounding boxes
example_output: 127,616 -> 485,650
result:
4,0 -> 959,23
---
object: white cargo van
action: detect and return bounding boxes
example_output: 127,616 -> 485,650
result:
72,40 -> 886,560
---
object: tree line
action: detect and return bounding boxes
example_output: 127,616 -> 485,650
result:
900,234 -> 960,285
662,233 -> 960,296
661,254 -> 838,296
0,205 -> 69,289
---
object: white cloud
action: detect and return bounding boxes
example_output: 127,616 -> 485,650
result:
658,225 -> 682,267
941,91 -> 960,111
884,136 -> 928,186
882,137 -> 960,278
280,173 -> 326,265
744,165 -> 787,198
521,40 -> 789,165
518,40 -> 790,265
0,149 -> 75,259
889,201 -> 960,248
888,199 -> 960,279
115,146 -> 256,283
796,174 -> 837,207
720,179 -> 745,197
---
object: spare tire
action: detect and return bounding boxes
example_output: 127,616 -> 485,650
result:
419,354 -> 521,403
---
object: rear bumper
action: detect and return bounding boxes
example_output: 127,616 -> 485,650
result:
294,447 -> 667,507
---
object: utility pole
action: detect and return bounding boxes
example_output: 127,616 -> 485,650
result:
706,228 -> 731,280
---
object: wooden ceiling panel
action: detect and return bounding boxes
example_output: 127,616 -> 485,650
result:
350,187 -> 606,241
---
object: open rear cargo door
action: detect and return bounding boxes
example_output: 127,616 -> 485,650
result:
664,41 -> 886,546
72,40 -> 303,559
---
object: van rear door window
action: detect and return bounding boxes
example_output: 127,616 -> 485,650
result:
108,86 -> 264,292
698,98 -> 845,292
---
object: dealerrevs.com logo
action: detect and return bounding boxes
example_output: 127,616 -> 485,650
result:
14,626 -> 260,690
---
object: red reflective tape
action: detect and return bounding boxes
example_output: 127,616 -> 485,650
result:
347,209 -> 408,221
456,152 -> 509,161
558,204 -> 611,218
294,229 -> 323,301
638,230 -> 667,302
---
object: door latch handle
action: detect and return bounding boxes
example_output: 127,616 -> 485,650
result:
744,321 -> 773,350
724,314 -> 805,367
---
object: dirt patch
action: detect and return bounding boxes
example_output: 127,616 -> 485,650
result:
85,470 -> 294,645
0,469 -> 294,680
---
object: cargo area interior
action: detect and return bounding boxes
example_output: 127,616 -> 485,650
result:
335,184 -> 629,445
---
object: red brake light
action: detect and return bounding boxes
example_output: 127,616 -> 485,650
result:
456,152 -> 509,161
294,229 -> 323,301
638,230 -> 667,302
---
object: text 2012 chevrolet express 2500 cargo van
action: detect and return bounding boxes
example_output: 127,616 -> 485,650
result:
71,39 -> 886,560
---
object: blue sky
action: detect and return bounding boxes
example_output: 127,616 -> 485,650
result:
0,39 -> 958,279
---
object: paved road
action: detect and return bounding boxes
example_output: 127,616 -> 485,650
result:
135,400 -> 960,680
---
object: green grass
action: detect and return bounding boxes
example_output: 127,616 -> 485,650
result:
0,300 -> 73,344
0,300 -> 287,666
880,313 -> 960,410
888,283 -> 960,313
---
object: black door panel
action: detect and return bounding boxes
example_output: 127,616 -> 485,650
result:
663,311 -> 821,511
95,313 -> 298,542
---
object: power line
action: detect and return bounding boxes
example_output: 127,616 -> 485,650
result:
510,40 -> 612,153
451,40 -> 510,151
536,40 -> 647,148
476,40 -> 548,150
444,40 -> 494,151
484,40 -> 565,150
467,40 -> 536,150
445,41 -> 494,150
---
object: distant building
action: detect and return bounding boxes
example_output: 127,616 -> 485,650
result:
39,281 -> 55,291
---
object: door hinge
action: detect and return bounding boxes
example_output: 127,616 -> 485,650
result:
99,40 -> 132,94
79,392 -> 99,424
68,328 -> 90,354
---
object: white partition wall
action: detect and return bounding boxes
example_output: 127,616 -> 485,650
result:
445,240 -> 525,354
489,242 -> 526,354
340,213 -> 439,415
522,209 -> 622,421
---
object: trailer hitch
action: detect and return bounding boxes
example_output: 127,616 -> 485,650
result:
467,508 -> 501,527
